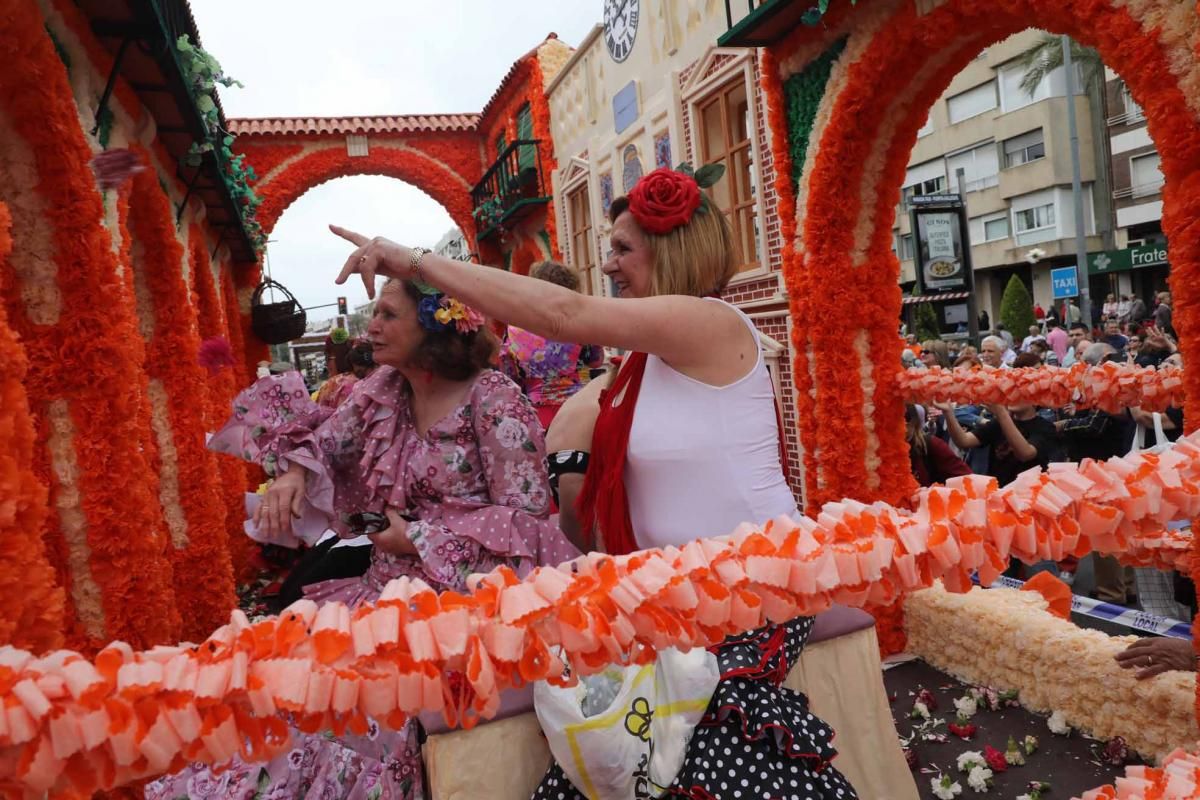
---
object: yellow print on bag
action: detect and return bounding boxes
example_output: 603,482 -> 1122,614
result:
624,697 -> 653,741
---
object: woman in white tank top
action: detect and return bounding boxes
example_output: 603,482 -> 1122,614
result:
333,164 -> 857,800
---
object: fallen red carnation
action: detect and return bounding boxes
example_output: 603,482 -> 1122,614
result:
948,723 -> 977,740
984,745 -> 1008,772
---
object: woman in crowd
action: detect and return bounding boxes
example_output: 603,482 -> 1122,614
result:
1102,292 -> 1118,320
501,260 -> 605,429
331,163 -> 858,799
314,337 -> 374,409
919,338 -> 952,369
148,279 -> 579,800
906,403 -> 971,487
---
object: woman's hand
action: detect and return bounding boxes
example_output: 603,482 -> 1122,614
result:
1114,637 -> 1196,680
368,508 -> 419,556
330,226 -> 414,299
252,466 -> 306,539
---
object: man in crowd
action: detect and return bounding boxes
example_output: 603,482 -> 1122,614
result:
1045,320 -> 1069,364
1021,324 -> 1044,353
1101,318 -> 1129,354
1067,299 -> 1083,325
980,335 -> 1013,368
937,353 -> 1065,488
1061,323 -> 1089,366
1154,291 -> 1174,336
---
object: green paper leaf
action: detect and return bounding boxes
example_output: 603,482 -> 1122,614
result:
674,161 -> 695,177
412,280 -> 440,296
693,163 -> 726,188
196,94 -> 215,113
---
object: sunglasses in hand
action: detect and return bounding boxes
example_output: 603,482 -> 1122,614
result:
346,511 -> 389,536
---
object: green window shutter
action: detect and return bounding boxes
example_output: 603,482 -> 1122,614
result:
516,104 -> 534,170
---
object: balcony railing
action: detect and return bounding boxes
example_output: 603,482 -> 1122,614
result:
470,139 -> 551,240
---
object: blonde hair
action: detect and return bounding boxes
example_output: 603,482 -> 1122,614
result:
609,195 -> 737,297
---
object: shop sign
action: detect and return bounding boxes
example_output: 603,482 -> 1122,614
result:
1087,243 -> 1168,275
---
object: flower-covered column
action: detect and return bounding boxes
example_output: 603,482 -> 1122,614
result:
190,231 -> 257,580
0,201 -> 66,652
126,156 -> 237,641
0,0 -> 180,651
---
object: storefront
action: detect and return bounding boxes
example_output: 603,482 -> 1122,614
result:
1086,242 -> 1170,310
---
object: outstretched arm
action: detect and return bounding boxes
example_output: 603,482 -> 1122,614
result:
330,226 -> 752,379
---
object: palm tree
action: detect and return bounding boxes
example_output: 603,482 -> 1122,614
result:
1015,32 -> 1117,250
1015,33 -> 1110,97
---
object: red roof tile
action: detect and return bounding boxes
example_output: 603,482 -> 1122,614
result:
227,114 -> 480,136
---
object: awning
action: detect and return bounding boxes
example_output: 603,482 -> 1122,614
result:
901,292 -> 970,305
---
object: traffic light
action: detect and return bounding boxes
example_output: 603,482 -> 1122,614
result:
337,296 -> 348,315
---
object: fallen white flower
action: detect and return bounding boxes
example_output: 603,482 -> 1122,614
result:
967,765 -> 993,792
956,750 -> 984,772
932,774 -> 963,800
1047,710 -> 1071,736
954,695 -> 978,720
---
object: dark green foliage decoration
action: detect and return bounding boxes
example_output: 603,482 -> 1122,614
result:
782,39 -> 846,192
174,35 -> 265,250
46,25 -> 71,72
914,302 -> 941,342
96,102 -> 114,149
999,274 -> 1037,340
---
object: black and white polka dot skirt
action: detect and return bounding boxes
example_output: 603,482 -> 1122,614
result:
531,616 -> 858,800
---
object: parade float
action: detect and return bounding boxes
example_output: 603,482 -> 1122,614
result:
4,0 -> 1200,797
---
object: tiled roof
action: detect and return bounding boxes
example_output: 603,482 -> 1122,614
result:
227,114 -> 480,136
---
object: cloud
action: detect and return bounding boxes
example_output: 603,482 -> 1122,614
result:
186,0 -> 598,325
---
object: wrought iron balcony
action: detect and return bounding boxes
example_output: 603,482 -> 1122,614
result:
719,0 -> 839,47
470,139 -> 551,241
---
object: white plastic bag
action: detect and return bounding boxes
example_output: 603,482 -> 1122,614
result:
534,647 -> 719,800
1128,411 -> 1168,455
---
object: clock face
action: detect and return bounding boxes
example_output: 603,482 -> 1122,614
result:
603,0 -> 639,63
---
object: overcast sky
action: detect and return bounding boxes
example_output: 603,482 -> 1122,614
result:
189,1 -> 597,319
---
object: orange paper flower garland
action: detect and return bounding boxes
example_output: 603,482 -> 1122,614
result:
1073,747 -> 1200,799
3,433 -> 1200,796
0,0 -> 179,652
898,363 -> 1186,413
0,202 -> 65,654
126,155 -> 237,641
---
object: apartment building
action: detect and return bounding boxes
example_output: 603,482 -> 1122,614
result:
1085,69 -> 1168,305
894,30 -> 1107,330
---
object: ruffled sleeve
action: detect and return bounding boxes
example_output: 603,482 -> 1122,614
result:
405,372 -> 579,590
209,370 -> 394,532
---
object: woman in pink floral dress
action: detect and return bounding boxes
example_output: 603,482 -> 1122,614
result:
145,278 -> 578,800
500,261 -> 604,429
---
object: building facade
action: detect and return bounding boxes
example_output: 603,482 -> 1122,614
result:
546,0 -> 803,500
1086,67 -> 1168,305
892,30 -> 1109,330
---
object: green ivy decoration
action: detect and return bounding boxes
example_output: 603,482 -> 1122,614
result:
174,35 -> 265,250
329,327 -> 350,345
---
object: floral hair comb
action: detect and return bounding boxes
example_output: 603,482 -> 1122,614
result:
411,280 -> 485,334
627,162 -> 726,235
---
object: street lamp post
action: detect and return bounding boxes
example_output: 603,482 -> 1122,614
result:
1063,35 -> 1094,326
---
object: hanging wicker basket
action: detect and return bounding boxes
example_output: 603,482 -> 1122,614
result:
250,278 -> 307,344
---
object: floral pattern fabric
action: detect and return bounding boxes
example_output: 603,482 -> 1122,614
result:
500,325 -> 603,408
151,368 -> 579,800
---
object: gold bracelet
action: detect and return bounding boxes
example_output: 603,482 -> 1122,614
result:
409,246 -> 431,282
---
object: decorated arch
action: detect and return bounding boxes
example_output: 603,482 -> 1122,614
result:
746,0 -> 1200,651
759,0 -> 1200,514
230,117 -> 485,249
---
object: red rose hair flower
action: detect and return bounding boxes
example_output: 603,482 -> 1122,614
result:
627,168 -> 702,234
